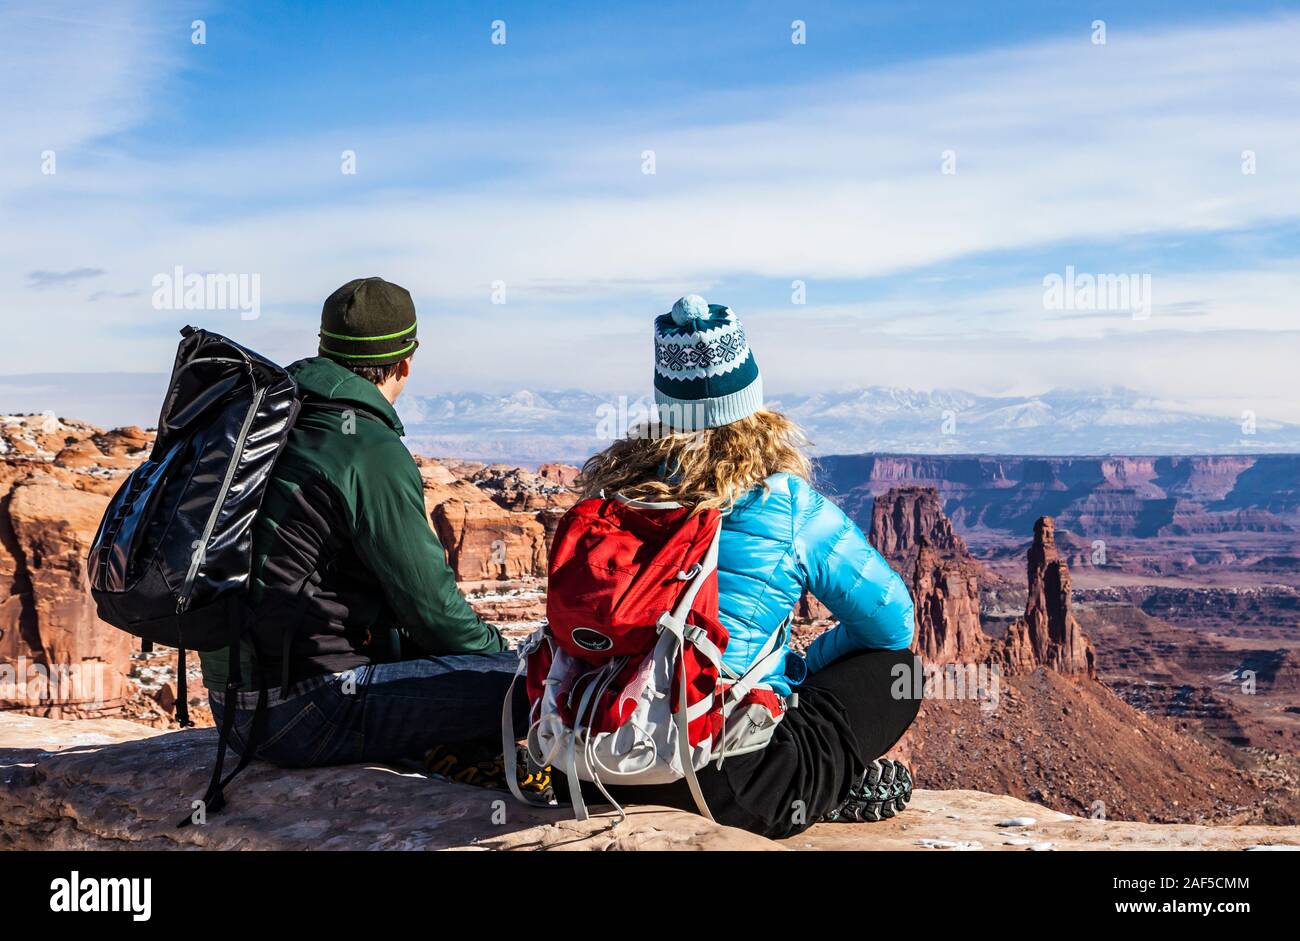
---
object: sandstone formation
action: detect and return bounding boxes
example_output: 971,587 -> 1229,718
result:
415,458 -> 577,580
863,487 -> 1095,677
5,713 -> 1298,850
817,454 -> 1300,587
910,536 -> 988,665
866,486 -> 988,665
0,713 -> 772,851
427,481 -> 549,580
461,580 -> 547,632
800,787 -> 1300,851
999,517 -> 1097,678
1075,583 -> 1300,638
469,463 -> 579,514
0,478 -> 134,717
537,462 -> 581,489
535,506 -> 567,555
0,416 -> 145,720
869,485 -> 972,578
796,591 -> 832,622
1078,602 -> 1300,789
894,665 -> 1286,825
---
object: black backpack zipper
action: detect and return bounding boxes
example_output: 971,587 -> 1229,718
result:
176,384 -> 267,614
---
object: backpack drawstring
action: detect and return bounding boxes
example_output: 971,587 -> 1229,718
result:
567,657 -> 628,824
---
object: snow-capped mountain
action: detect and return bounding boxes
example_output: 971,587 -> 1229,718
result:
396,386 -> 1300,465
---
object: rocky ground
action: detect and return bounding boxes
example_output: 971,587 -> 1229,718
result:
4,713 -> 1298,852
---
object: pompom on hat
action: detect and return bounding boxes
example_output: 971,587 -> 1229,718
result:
669,293 -> 711,326
653,295 -> 763,430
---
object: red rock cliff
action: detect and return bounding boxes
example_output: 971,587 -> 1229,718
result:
417,458 -> 576,580
869,485 -> 969,578
0,417 -> 144,718
910,536 -> 988,664
867,486 -> 986,664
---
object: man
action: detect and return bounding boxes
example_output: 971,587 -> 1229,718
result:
200,277 -> 525,770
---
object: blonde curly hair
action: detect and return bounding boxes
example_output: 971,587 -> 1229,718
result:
579,409 -> 813,513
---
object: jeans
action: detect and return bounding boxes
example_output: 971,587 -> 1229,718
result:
209,651 -> 528,768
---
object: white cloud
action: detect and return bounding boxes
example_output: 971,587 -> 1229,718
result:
1,9 -> 1298,422
0,1 -> 179,183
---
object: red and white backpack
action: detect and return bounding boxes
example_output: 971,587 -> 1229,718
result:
503,494 -> 789,822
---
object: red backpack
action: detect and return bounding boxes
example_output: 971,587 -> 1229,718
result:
503,494 -> 730,821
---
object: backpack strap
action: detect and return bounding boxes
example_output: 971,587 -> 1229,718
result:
181,651 -> 268,826
658,521 -> 722,635
720,615 -> 790,720
501,628 -> 612,822
655,523 -> 722,823
177,599 -> 262,827
177,574 -> 314,828
502,648 -> 530,806
503,628 -> 549,807
672,629 -> 714,822
567,658 -> 627,822
174,616 -> 191,728
565,680 -> 597,820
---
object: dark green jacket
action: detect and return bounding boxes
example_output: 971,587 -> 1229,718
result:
199,357 -> 504,691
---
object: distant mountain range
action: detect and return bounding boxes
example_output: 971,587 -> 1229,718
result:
4,374 -> 1296,465
396,386 -> 1300,465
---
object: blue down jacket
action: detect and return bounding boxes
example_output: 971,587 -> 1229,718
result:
717,473 -> 914,697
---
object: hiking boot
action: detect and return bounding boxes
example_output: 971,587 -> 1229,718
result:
424,740 -> 507,788
824,758 -> 913,823
517,749 -> 555,804
424,741 -> 553,800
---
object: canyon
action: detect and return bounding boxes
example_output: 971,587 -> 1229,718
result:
0,413 -> 1296,834
859,485 -> 1292,824
818,453 -> 1300,643
865,484 -> 1095,678
816,453 -> 1300,543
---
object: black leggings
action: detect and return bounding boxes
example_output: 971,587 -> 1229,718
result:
561,648 -> 923,839
800,646 -> 924,763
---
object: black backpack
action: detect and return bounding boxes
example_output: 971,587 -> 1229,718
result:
87,326 -> 300,823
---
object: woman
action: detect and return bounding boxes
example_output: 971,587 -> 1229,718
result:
570,295 -> 921,840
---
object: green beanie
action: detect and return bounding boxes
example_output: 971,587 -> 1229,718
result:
318,277 -> 419,366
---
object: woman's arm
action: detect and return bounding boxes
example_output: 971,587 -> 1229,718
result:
794,484 -> 915,674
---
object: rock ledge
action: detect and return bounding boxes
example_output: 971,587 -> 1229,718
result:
3,715 -> 1297,851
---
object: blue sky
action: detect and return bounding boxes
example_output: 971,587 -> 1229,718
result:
3,0 -> 1300,426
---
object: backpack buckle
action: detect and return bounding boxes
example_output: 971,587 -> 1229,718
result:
656,612 -> 682,637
